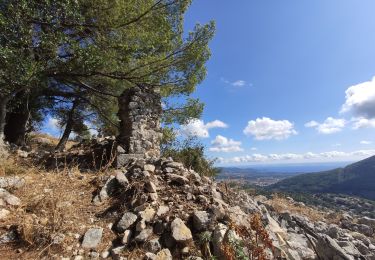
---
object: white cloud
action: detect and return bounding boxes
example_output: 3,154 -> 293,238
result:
180,119 -> 228,138
209,135 -> 243,152
243,117 -> 297,140
351,117 -> 375,129
341,76 -> 375,119
221,78 -> 249,87
305,117 -> 346,134
47,117 -> 60,131
360,140 -> 372,145
304,121 -> 319,128
218,149 -> 375,164
250,147 -> 257,151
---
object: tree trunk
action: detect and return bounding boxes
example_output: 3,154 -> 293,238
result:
0,96 -> 8,143
4,93 -> 30,146
0,96 -> 9,159
55,100 -> 79,152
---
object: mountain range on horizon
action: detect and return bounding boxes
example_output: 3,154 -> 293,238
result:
269,155 -> 375,200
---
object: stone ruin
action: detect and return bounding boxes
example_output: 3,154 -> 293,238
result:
116,85 -> 163,167
44,84 -> 162,170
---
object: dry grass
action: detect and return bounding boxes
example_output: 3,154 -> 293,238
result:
0,160 -> 118,259
28,132 -> 77,151
266,195 -> 328,223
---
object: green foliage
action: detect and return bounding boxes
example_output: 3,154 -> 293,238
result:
162,137 -> 220,177
0,0 -> 215,136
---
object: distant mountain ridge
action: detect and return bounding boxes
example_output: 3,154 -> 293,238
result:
269,156 -> 375,200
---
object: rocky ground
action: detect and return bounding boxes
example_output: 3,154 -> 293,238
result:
0,148 -> 375,259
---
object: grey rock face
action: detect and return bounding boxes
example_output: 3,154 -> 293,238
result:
316,234 -> 354,260
117,212 -> 138,232
81,228 -> 103,248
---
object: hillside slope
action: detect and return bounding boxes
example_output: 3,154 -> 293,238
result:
270,155 -> 375,200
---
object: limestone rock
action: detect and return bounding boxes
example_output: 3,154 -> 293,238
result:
155,248 -> 172,260
144,164 -> 156,173
117,212 -> 138,232
193,211 -> 210,231
0,177 -> 25,189
139,207 -> 156,222
167,174 -> 189,185
81,228 -> 103,249
156,205 -> 169,217
171,218 -> 192,243
135,228 -> 153,242
0,188 -> 20,206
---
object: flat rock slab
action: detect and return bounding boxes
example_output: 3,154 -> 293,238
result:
81,228 -> 103,248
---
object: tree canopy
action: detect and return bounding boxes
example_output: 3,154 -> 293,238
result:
0,0 -> 215,150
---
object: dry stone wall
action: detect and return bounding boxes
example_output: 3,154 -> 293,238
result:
117,85 -> 162,165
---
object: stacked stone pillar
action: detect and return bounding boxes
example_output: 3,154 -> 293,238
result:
117,85 -> 162,166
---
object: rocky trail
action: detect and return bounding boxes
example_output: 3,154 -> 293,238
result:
0,153 -> 375,260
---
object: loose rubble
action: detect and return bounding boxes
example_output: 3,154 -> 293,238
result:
1,155 -> 375,259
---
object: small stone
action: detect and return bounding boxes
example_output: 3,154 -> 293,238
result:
167,174 -> 189,185
0,209 -> 10,220
81,228 -> 103,249
145,252 -> 156,260
145,181 -> 157,193
144,238 -> 161,253
181,247 -> 189,254
193,211 -> 210,231
136,220 -> 147,231
115,171 -> 129,187
157,205 -> 169,217
171,218 -> 192,243
149,193 -> 158,201
117,212 -> 138,232
111,246 -> 125,257
122,230 -> 132,244
139,207 -> 156,222
101,251 -> 110,259
0,188 -> 21,206
144,164 -> 156,172
155,248 -> 172,260
135,228 -> 153,242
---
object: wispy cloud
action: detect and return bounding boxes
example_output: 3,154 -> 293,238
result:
360,140 -> 372,145
221,78 -> 251,88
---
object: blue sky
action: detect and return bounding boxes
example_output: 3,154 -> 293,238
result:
181,0 -> 375,165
